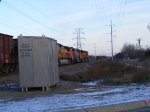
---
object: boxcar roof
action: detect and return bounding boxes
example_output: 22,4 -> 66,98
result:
0,33 -> 13,37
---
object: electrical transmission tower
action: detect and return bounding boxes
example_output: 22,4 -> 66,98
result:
109,20 -> 115,61
137,38 -> 142,49
73,28 -> 85,50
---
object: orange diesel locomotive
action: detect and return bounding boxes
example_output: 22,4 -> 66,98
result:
57,43 -> 89,65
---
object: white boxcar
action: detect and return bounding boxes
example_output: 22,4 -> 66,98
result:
18,35 -> 59,92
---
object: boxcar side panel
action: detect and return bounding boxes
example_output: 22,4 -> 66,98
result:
0,33 -> 13,66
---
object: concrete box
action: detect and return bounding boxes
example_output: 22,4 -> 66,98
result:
18,35 -> 59,90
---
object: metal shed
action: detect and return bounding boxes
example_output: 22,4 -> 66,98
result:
18,35 -> 59,92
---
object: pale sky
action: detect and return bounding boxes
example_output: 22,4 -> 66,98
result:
0,0 -> 150,56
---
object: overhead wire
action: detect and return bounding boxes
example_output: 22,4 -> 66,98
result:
112,0 -> 127,56
94,0 -> 106,38
111,0 -> 113,20
93,0 -> 128,55
0,21 -> 31,35
23,0 -> 69,30
116,0 -> 123,34
113,0 -> 119,48
114,0 -> 122,41
98,0 -> 108,39
1,0 -> 65,35
0,18 -> 38,35
117,0 -> 127,36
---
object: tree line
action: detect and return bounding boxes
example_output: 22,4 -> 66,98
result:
114,43 -> 149,59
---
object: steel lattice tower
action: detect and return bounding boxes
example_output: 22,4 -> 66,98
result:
73,28 -> 84,50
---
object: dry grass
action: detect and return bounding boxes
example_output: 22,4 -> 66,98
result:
143,59 -> 150,68
59,60 -> 150,84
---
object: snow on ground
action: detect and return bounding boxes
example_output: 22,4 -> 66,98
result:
0,82 -> 150,112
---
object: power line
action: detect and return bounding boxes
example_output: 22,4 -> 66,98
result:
94,0 -> 106,38
0,21 -> 31,35
1,1 -> 65,35
98,0 -> 108,38
23,0 -> 69,30
109,0 -> 127,54
113,0 -> 122,41
0,18 -> 38,35
117,0 -> 127,36
116,0 -> 123,28
111,0 -> 113,19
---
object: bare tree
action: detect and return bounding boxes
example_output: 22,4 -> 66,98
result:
121,43 -> 145,59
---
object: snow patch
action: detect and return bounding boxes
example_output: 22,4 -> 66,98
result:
0,83 -> 150,112
75,87 -> 97,91
82,80 -> 104,86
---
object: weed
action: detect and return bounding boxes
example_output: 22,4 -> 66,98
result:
59,60 -> 150,84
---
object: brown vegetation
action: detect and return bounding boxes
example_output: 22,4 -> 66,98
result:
59,60 -> 150,84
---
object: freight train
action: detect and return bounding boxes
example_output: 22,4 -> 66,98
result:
0,33 -> 89,73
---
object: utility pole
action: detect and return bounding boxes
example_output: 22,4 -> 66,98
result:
94,43 -> 97,60
73,28 -> 84,50
109,20 -> 115,61
137,38 -> 142,49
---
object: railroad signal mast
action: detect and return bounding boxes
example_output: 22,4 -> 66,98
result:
137,38 -> 142,49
